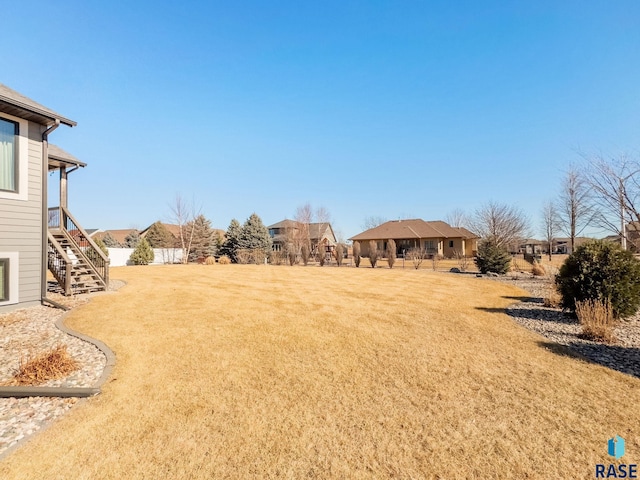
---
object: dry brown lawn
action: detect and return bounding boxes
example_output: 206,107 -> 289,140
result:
1,264 -> 639,479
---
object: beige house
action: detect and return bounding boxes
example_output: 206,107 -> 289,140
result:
349,219 -> 478,258
0,84 -> 108,311
268,219 -> 337,254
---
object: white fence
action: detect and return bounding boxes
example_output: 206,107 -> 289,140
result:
107,248 -> 184,267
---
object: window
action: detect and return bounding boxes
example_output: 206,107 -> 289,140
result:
0,259 -> 8,302
0,118 -> 18,192
0,253 -> 18,306
449,240 -> 454,248
0,114 -> 27,201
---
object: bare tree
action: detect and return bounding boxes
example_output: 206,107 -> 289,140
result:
469,201 -> 529,249
169,194 -> 199,264
407,248 -> 426,270
361,216 -> 388,231
294,203 -> 313,257
445,208 -> 469,228
541,200 -> 560,261
584,154 -> 640,250
557,166 -> 594,253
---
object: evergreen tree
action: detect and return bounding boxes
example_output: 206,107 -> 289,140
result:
129,238 -> 154,265
239,213 -> 272,252
474,240 -> 511,274
101,232 -> 121,248
221,219 -> 242,262
124,231 -> 141,248
188,215 -> 217,261
144,222 -> 174,248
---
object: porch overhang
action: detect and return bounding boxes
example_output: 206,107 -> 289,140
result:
48,144 -> 86,171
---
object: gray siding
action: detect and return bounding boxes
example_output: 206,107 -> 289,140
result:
0,119 -> 43,312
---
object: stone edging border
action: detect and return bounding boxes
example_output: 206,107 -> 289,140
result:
0,297 -> 117,399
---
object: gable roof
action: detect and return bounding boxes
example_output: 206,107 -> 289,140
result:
0,83 -> 76,127
268,219 -> 337,243
349,219 -> 478,241
93,229 -> 139,245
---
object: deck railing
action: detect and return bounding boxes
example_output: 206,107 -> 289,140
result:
47,231 -> 72,296
49,206 -> 110,288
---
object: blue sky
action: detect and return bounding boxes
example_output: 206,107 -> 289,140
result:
3,1 -> 639,239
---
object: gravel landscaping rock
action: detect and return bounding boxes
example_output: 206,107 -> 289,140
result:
492,276 -> 640,379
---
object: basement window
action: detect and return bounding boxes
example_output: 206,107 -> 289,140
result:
0,259 -> 7,301
0,253 -> 18,306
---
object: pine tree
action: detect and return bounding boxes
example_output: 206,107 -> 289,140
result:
124,231 -> 141,248
221,219 -> 242,262
239,213 -> 272,252
144,222 -> 174,248
129,238 -> 154,265
188,215 -> 216,261
101,232 -> 121,248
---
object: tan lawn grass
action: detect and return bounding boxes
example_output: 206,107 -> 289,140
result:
1,265 -> 639,479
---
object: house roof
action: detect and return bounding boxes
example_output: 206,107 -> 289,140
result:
0,83 -> 76,127
93,229 -> 139,245
349,219 -> 478,241
268,219 -> 337,244
48,144 -> 86,170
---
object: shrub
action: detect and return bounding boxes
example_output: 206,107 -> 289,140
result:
369,240 -> 378,268
301,244 -> 309,266
353,241 -> 361,267
204,256 -> 216,265
129,238 -> 154,265
235,249 -> 252,264
431,254 -> 442,271
454,250 -> 469,272
531,261 -> 546,276
270,250 -> 284,265
319,246 -> 326,266
543,287 -> 562,308
288,251 -> 296,266
555,240 -> 640,319
474,241 -> 511,274
407,248 -> 426,269
334,243 -> 344,267
218,255 -> 231,265
576,298 -> 616,343
386,239 -> 396,269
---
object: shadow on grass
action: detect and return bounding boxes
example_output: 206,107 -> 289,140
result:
476,306 -> 574,322
538,341 -> 640,379
501,295 -> 544,303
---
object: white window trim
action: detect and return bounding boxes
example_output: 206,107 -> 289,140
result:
0,252 -> 19,306
0,112 -> 29,201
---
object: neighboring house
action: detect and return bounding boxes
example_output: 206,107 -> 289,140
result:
93,229 -> 140,246
349,219 -> 478,258
268,219 -> 337,254
552,237 -> 591,255
0,84 -> 108,312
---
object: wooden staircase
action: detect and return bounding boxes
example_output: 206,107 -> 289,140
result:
47,207 -> 109,296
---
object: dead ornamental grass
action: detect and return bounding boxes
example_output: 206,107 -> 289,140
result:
2,345 -> 78,386
2,265 -> 639,479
